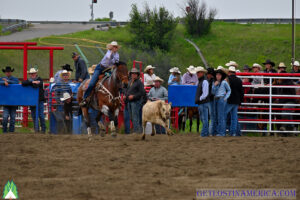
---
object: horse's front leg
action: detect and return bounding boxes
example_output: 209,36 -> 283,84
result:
82,107 -> 92,136
108,108 -> 119,137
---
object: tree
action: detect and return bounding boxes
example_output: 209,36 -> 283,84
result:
129,4 -> 178,51
183,0 -> 217,37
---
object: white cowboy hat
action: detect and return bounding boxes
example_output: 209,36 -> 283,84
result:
154,76 -> 164,82
144,65 -> 155,73
169,67 -> 181,74
60,70 -> 71,78
27,68 -> 38,74
291,61 -> 300,67
225,61 -> 239,67
195,66 -> 207,73
278,62 -> 287,68
252,63 -> 262,70
88,65 -> 96,74
106,41 -> 120,50
49,77 -> 55,83
186,65 -> 196,74
228,66 -> 236,72
215,66 -> 228,74
60,92 -> 71,102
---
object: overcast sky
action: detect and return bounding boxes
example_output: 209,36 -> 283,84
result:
0,0 -> 299,21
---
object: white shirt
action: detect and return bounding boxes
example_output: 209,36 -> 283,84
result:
144,73 -> 156,86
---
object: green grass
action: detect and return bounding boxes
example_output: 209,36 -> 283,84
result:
0,22 -> 300,79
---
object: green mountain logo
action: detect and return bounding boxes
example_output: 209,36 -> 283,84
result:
2,181 -> 18,199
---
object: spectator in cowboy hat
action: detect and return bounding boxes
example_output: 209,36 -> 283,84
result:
278,62 -> 287,73
124,68 -> 145,134
194,66 -> 210,137
72,52 -> 89,83
225,61 -> 239,68
60,92 -> 75,134
182,65 -> 198,85
226,66 -> 244,136
22,67 -> 46,133
263,59 -> 277,84
212,67 -> 231,136
54,64 -> 73,83
168,67 -> 182,85
291,61 -> 300,84
251,63 -> 264,85
243,65 -> 252,72
81,41 -> 120,106
143,65 -> 156,87
0,66 -> 19,133
291,61 -> 300,73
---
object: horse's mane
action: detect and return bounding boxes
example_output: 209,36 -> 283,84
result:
115,61 -> 127,66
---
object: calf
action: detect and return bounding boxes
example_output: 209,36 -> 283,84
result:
141,100 -> 174,140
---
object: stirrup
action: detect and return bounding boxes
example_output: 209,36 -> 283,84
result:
79,99 -> 88,107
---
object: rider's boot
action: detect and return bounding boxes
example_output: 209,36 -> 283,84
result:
80,96 -> 90,107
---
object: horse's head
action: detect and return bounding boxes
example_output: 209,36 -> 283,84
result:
115,61 -> 129,87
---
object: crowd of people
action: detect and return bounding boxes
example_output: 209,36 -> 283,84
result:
1,39 -> 299,136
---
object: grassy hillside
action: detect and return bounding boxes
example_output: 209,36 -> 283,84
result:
0,22 -> 299,81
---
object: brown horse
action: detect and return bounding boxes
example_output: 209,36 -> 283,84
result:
77,62 -> 129,136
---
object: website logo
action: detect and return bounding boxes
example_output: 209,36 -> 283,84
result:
2,181 -> 18,199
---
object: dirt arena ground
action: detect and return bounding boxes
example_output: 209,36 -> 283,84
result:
0,133 -> 299,200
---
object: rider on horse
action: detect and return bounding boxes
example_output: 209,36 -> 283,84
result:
80,41 -> 120,106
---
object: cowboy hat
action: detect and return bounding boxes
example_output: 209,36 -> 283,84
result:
88,65 -> 96,74
187,65 -> 196,74
2,66 -> 14,73
291,61 -> 300,67
129,68 -> 140,74
61,64 -> 73,71
243,65 -> 252,71
252,63 -> 262,70
278,62 -> 287,68
169,67 -> 181,74
71,52 -> 78,58
27,68 -> 38,74
206,67 -> 215,75
60,70 -> 71,78
154,76 -> 164,83
215,66 -> 228,74
60,92 -> 72,102
262,59 -> 275,67
195,66 -> 207,73
144,65 -> 155,73
228,66 -> 236,72
225,61 -> 239,67
107,41 -> 120,50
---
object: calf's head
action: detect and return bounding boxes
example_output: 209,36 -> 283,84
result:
159,101 -> 172,120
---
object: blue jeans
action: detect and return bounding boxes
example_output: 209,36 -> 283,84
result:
198,102 -> 210,137
128,100 -> 142,133
208,101 -> 217,136
215,97 -> 227,136
226,104 -> 239,136
2,106 -> 17,133
123,104 -> 131,134
84,64 -> 103,99
30,101 -> 46,133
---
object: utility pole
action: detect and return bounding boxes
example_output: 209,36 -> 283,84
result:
292,0 -> 295,63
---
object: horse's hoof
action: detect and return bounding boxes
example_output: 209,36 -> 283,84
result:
111,132 -> 117,138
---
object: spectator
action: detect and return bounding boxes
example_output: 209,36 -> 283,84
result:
124,68 -> 145,134
212,67 -> 231,136
148,76 -> 168,101
277,62 -> 287,73
54,64 -> 73,83
243,65 -> 252,73
22,67 -> 46,133
225,61 -> 239,69
194,67 -> 210,137
168,67 -> 181,85
0,66 -> 19,133
72,52 -> 89,83
226,66 -> 244,136
80,41 -> 120,106
182,65 -> 198,85
251,63 -> 264,85
143,65 -> 156,87
263,59 -> 277,84
206,67 -> 216,136
60,70 -> 72,84
60,92 -> 74,134
291,61 -> 300,84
